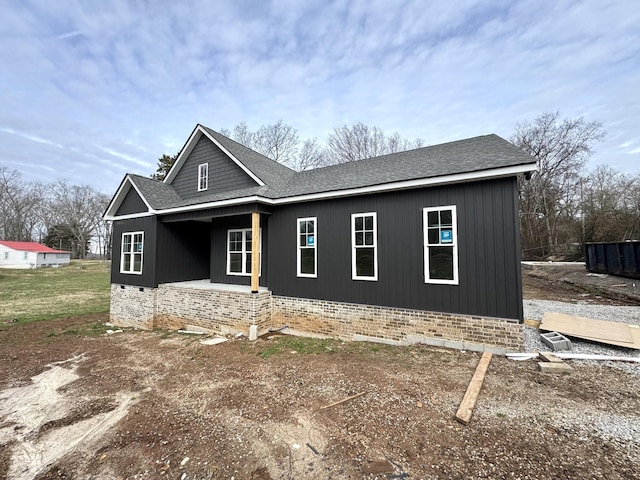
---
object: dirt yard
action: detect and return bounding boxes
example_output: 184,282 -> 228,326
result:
0,268 -> 638,479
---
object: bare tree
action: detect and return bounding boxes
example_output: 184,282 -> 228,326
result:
0,167 -> 44,241
326,123 -> 424,164
293,138 -> 327,171
579,167 -> 640,242
511,112 -> 605,259
222,120 -> 321,171
253,120 -> 299,166
49,182 -> 108,258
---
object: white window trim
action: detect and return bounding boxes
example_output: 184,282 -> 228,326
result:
120,231 -> 144,275
226,228 -> 262,277
198,163 -> 209,191
297,217 -> 317,278
351,212 -> 378,281
423,205 -> 459,285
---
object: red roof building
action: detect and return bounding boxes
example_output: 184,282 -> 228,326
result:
0,241 -> 71,269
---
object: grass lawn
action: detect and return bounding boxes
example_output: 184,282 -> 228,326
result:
0,260 -> 110,325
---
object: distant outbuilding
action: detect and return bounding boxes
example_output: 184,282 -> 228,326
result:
0,241 -> 71,269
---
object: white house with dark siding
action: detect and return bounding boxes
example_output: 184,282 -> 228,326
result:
104,124 -> 537,352
0,241 -> 71,269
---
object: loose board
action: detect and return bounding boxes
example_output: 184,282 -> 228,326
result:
540,312 -> 640,350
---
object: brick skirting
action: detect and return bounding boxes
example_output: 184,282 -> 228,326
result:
110,284 -> 523,352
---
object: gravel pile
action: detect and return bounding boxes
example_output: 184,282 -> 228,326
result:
522,299 -> 640,376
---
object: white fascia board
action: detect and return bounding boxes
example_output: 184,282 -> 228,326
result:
199,128 -> 265,186
103,175 -> 155,220
153,196 -> 265,215
104,211 -> 156,221
164,126 -> 202,184
150,162 -> 537,216
163,125 -> 265,187
272,163 -> 537,205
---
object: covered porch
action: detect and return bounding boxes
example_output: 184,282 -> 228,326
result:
158,203 -> 271,292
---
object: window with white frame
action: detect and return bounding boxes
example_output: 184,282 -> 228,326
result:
120,231 -> 144,274
351,212 -> 377,280
297,217 -> 317,277
423,206 -> 458,284
227,228 -> 261,276
3,252 -> 8,260
23,252 -> 28,260
198,163 -> 209,191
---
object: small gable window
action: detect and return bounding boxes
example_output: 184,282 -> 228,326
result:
121,231 -> 144,274
352,212 -> 378,281
198,163 -> 209,191
3,252 -> 9,260
423,206 -> 458,284
297,217 -> 317,278
227,228 -> 261,276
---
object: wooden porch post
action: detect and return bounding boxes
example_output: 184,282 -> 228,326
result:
251,211 -> 260,293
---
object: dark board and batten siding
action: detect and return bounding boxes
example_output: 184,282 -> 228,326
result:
111,217 -> 212,287
115,187 -> 148,216
155,221 -> 211,284
111,217 -> 157,288
267,177 -> 523,321
170,136 -> 258,199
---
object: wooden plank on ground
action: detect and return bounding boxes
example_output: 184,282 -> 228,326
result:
540,312 -> 639,349
538,361 -> 572,373
455,352 -> 492,425
539,351 -> 563,363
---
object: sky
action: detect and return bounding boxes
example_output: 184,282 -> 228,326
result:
1,0 -> 638,195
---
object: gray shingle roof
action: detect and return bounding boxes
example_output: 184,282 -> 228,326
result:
120,129 -> 535,213
128,174 -> 183,210
276,134 -> 535,198
201,125 -> 296,190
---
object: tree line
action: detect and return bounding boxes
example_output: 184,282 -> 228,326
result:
0,167 -> 111,258
153,114 -> 640,260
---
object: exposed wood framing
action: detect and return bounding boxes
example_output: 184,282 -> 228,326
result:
251,211 -> 260,292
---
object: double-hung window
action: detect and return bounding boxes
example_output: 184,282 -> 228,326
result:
198,163 -> 208,191
297,217 -> 317,277
351,212 -> 377,280
121,232 -> 144,274
423,206 -> 458,284
227,228 -> 261,276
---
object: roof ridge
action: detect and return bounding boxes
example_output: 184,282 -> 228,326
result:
200,125 -> 296,173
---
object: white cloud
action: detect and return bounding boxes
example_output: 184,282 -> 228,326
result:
1,0 -> 639,196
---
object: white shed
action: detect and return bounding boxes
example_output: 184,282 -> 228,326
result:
0,241 -> 71,269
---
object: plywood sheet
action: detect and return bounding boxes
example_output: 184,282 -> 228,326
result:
540,312 -> 640,350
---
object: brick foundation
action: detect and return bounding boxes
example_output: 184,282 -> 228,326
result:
110,285 -> 157,329
110,284 -> 523,352
271,296 -> 523,352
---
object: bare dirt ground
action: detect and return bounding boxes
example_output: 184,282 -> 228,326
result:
0,267 -> 639,479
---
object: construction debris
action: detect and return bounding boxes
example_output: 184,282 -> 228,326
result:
319,391 -> 366,410
506,352 -> 640,363
540,331 -> 572,351
455,352 -> 492,425
539,361 -> 572,373
540,312 -> 640,349
199,337 -> 228,346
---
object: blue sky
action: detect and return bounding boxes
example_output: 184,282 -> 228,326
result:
1,0 -> 638,194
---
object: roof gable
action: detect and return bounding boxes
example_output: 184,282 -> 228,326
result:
168,134 -> 259,199
115,185 -> 149,216
105,125 -> 536,218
